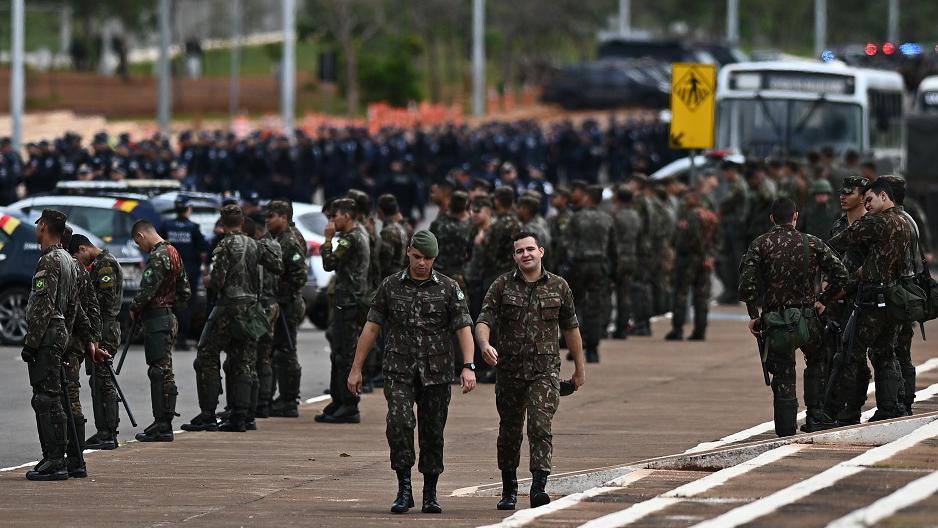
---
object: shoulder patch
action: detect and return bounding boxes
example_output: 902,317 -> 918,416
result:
337,238 -> 351,248
292,252 -> 303,262
143,268 -> 153,277
34,269 -> 47,278
34,278 -> 45,290
456,289 -> 465,301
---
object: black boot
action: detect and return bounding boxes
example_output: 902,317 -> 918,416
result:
421,473 -> 442,513
585,348 -> 599,364
315,404 -> 361,424
496,470 -> 518,510
181,411 -> 219,432
218,415 -> 247,432
66,418 -> 87,478
869,370 -> 902,421
902,364 -> 916,416
390,469 -> 414,514
27,413 -> 68,481
664,328 -> 683,341
135,420 -> 174,442
85,431 -> 118,450
26,457 -> 68,481
270,398 -> 299,418
530,470 -> 551,507
773,398 -> 798,437
801,369 -> 837,432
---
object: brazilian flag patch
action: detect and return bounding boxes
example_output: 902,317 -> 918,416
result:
292,252 -> 302,262
35,278 -> 45,290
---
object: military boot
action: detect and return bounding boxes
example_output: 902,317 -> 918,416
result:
629,321 -> 652,336
530,470 -> 551,508
270,398 -> 299,418
66,417 -> 87,478
496,469 -> 518,510
181,411 -> 218,432
390,469 -> 414,514
135,420 -> 174,442
835,373 -> 869,426
585,348 -> 600,364
801,369 -> 837,433
220,377 -> 251,432
315,404 -> 361,424
27,412 -> 68,481
421,473 -> 442,514
902,364 -> 916,416
869,370 -> 903,422
85,431 -> 118,450
246,376 -> 260,428
773,398 -> 799,437
664,328 -> 683,341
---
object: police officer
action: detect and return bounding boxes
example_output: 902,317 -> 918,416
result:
160,196 -> 209,350
317,198 -> 370,423
476,231 -> 586,509
70,234 -> 124,450
739,198 -> 848,436
347,230 -> 476,515
130,220 -> 192,442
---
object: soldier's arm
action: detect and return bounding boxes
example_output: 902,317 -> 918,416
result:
24,258 -> 56,350
321,234 -> 339,272
208,244 -> 229,293
282,238 -> 308,292
131,257 -> 167,313
378,227 -> 396,276
827,214 -> 873,253
816,240 -> 849,306
72,290 -> 94,344
80,272 -> 102,343
365,279 -> 390,326
737,241 -> 763,319
176,266 -> 192,306
260,240 -> 284,275
446,280 -> 473,331
475,275 -> 504,337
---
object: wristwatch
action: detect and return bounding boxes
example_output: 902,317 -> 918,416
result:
463,362 -> 476,371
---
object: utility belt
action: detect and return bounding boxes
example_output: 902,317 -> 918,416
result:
761,306 -> 816,351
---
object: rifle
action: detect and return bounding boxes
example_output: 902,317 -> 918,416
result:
756,325 -> 770,386
105,360 -> 137,427
59,364 -> 85,467
115,320 -> 139,375
279,307 -> 295,351
822,319 -> 844,405
826,285 -> 863,407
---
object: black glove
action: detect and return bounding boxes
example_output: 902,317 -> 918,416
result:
21,345 -> 38,363
559,379 -> 576,397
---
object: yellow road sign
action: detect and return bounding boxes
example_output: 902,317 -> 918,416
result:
669,63 -> 716,149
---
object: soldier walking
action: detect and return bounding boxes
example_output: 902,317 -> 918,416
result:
377,194 -> 410,280
347,230 -> 476,514
317,198 -> 370,423
666,191 -> 719,341
610,186 -> 640,339
476,231 -> 586,509
739,198 -> 848,436
130,220 -> 191,442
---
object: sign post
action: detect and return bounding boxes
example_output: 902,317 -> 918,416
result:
669,63 -> 717,186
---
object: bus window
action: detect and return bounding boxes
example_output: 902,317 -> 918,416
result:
869,90 -> 903,148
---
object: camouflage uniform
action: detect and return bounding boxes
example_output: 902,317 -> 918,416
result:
521,217 -> 551,255
322,225 -> 370,413
131,241 -> 191,429
63,254 -> 101,460
828,208 -> 912,419
739,224 -> 848,436
478,270 -> 578,472
567,205 -> 614,355
718,178 -> 750,303
480,211 -> 522,288
611,204 -> 640,335
797,199 -> 841,238
86,250 -> 123,443
25,243 -> 79,473
271,227 -> 308,411
379,220 -> 409,281
430,214 -> 473,288
630,195 -> 658,331
195,231 -> 259,421
670,203 -> 719,337
367,270 -> 471,475
547,208 -> 573,276
255,233 -> 283,414
650,195 -> 676,315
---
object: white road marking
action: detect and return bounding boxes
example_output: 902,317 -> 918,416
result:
688,419 -> 938,528
825,468 -> 938,528
685,357 -> 938,454
304,395 -> 330,404
577,445 -> 804,528
477,470 -> 654,528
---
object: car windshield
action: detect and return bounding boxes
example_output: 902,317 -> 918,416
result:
29,205 -> 135,243
921,91 -> 938,113
717,98 -> 862,157
296,211 -> 327,236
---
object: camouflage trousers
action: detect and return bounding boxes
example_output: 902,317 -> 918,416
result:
256,301 -> 279,408
614,264 -> 633,333
384,378 -> 451,475
197,304 -> 258,416
570,261 -> 611,350
823,298 -> 870,422
895,321 -> 916,411
764,311 -> 828,419
670,254 -> 711,332
496,375 -> 560,473
630,258 -> 654,324
142,309 -> 178,422
328,304 -> 362,409
27,322 -> 69,459
272,296 -> 305,404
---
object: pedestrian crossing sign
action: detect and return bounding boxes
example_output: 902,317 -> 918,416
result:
669,63 -> 716,149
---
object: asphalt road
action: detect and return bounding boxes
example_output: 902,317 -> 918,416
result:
0,323 -> 331,468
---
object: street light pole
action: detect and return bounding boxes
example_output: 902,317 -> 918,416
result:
888,0 -> 899,44
157,0 -> 172,136
229,0 -> 242,120
472,0 -> 485,117
618,0 -> 630,36
11,0 -> 24,151
814,0 -> 827,58
726,0 -> 739,44
281,0 -> 296,136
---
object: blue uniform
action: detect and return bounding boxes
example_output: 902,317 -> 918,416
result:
160,217 -> 208,288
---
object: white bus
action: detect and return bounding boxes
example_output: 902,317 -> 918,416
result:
716,61 -> 905,161
915,75 -> 938,113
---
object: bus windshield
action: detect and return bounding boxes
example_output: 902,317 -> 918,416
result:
718,98 -> 862,157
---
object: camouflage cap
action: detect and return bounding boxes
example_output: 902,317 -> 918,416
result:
470,196 -> 494,210
266,199 -> 293,216
518,194 -> 541,211
840,175 -> 869,194
36,208 -> 67,233
553,185 -> 571,198
409,229 -> 439,258
220,204 -> 243,220
331,197 -> 356,214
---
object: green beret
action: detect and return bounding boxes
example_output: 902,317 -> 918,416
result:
409,230 -> 439,258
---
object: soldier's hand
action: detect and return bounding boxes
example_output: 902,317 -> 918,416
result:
573,369 -> 585,390
748,318 -> 762,337
703,257 -> 715,270
88,342 -> 111,363
814,301 -> 826,315
325,221 -> 336,240
347,368 -> 363,396
461,369 -> 476,394
482,344 -> 499,366
21,345 -> 37,363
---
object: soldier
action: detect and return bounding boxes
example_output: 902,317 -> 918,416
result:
130,219 -> 191,442
377,194 -> 409,280
739,198 -> 848,436
717,161 -> 750,304
429,179 -> 454,223
348,189 -> 382,392
70,233 -> 124,450
517,194 -> 551,250
567,185 -> 614,363
480,187 -> 522,291
828,179 -> 913,421
429,190 -> 473,288
610,186 -> 640,339
797,179 -> 841,238
183,205 -> 260,432
265,200 -> 308,417
248,214 -> 284,418
22,210 -> 101,480
666,191 -> 719,341
159,196 -> 209,350
547,186 -> 573,276
347,230 -> 476,515
627,174 -> 655,336
476,231 -> 586,510
316,198 -> 370,423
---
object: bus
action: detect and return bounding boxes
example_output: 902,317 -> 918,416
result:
915,75 -> 938,113
716,61 -> 905,162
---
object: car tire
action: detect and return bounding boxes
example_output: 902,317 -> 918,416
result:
0,286 -> 30,345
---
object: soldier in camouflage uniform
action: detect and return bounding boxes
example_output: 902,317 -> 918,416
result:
797,179 -> 841,237
627,174 -> 656,335
739,198 -> 848,436
477,230 -> 586,510
517,194 -> 551,251
547,187 -> 573,276
611,186 -> 640,339
666,191 -> 719,341
130,219 -> 192,442
718,161 -> 750,304
265,200 -> 308,417
317,198 -> 370,423
429,190 -> 473,289
348,190 -> 383,392
22,210 -> 98,480
347,230 -> 476,515
70,234 -> 123,450
183,205 -> 260,432
650,180 -> 676,316
828,179 -> 913,422
377,194 -> 409,280
567,185 -> 614,363
248,214 -> 283,418
480,187 -> 522,291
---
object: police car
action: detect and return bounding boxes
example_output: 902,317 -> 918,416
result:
291,202 -> 333,329
0,208 -> 113,344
